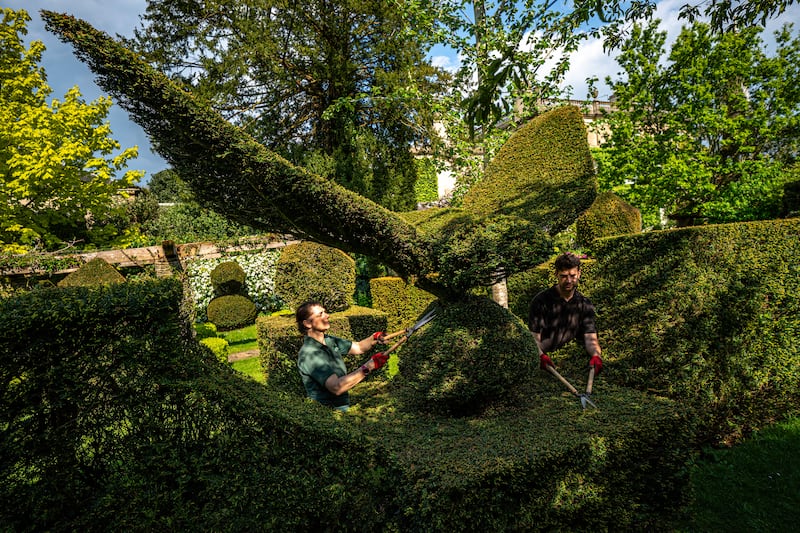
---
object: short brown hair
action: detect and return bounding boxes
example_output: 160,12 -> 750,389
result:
295,300 -> 322,334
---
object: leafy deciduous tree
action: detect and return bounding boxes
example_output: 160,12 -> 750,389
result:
0,8 -> 143,252
593,21 -> 800,227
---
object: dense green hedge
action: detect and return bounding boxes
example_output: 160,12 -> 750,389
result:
274,241 -> 356,313
590,218 -> 800,445
369,276 -> 436,336
209,260 -> 246,295
57,257 -> 126,287
1,278 -> 694,531
509,219 -> 800,446
461,106 -> 597,236
575,191 -> 641,248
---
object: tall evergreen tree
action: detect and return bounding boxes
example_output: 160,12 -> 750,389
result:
132,0 -> 446,211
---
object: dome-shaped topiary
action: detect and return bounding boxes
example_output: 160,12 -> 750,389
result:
210,261 -> 246,296
274,241 -> 356,313
57,257 -> 126,287
207,294 -> 257,331
394,296 -> 536,416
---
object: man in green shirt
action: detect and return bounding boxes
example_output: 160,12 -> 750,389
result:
296,300 -> 388,411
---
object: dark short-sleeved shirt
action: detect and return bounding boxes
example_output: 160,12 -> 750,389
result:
528,286 -> 597,353
297,334 -> 352,408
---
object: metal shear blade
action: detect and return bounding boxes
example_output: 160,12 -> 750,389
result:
579,393 -> 597,410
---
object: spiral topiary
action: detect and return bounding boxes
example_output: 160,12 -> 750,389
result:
206,294 -> 257,331
209,261 -> 246,296
394,296 -> 537,416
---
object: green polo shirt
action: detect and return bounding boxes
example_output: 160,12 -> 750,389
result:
297,334 -> 353,408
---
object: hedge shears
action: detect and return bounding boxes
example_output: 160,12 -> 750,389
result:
542,359 -> 597,410
375,307 -> 438,357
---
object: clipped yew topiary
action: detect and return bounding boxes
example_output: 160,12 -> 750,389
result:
575,191 -> 641,248
461,105 -> 597,236
274,241 -> 356,313
206,294 -> 257,331
57,257 -> 126,287
209,261 -> 246,295
394,296 -> 537,416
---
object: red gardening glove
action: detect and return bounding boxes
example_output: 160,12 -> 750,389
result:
372,331 -> 385,341
539,353 -> 553,370
589,355 -> 603,375
371,352 -> 389,370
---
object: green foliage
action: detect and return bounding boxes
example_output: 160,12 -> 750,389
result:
0,274 -> 695,530
206,294 -> 257,331
200,336 -> 230,364
461,106 -> 598,236
589,219 -> 800,445
594,21 -> 800,227
413,156 -> 439,204
430,213 -> 553,291
56,257 -> 125,287
147,169 -> 193,203
209,260 -> 246,296
133,0 -> 443,213
185,250 -> 283,322
193,321 -> 218,340
0,8 -> 143,253
140,202 -> 257,245
369,276 -> 437,337
575,191 -> 642,248
274,242 -> 356,313
394,296 -> 536,416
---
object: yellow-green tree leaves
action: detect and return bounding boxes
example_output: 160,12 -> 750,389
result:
0,8 -> 143,252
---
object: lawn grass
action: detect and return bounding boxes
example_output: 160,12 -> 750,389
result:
218,326 -> 799,529
230,356 -> 265,383
679,416 -> 800,532
219,323 -> 259,353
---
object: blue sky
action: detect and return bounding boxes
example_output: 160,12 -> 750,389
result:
6,1 -> 800,186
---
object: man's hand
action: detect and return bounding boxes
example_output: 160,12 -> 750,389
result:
371,352 -> 389,370
539,353 -> 553,370
372,331 -> 385,342
589,355 -> 603,375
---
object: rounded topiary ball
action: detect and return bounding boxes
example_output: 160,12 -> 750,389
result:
206,294 -> 257,331
274,241 -> 355,313
394,296 -> 537,417
210,261 -> 246,296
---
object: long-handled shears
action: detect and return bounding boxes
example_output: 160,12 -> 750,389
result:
376,307 -> 438,357
543,362 -> 597,410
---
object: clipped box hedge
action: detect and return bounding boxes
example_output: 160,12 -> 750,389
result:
369,276 -> 436,335
1,278 -> 694,531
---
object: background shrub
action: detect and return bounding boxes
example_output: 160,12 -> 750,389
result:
200,336 -> 230,364
274,241 -> 356,313
209,261 -> 246,295
207,294 -> 257,331
57,257 -> 126,287
185,250 -> 283,321
575,191 -> 641,248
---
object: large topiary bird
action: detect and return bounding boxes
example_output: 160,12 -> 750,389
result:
43,11 -> 597,413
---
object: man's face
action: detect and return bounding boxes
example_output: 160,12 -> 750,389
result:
556,267 -> 581,294
304,305 -> 330,333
